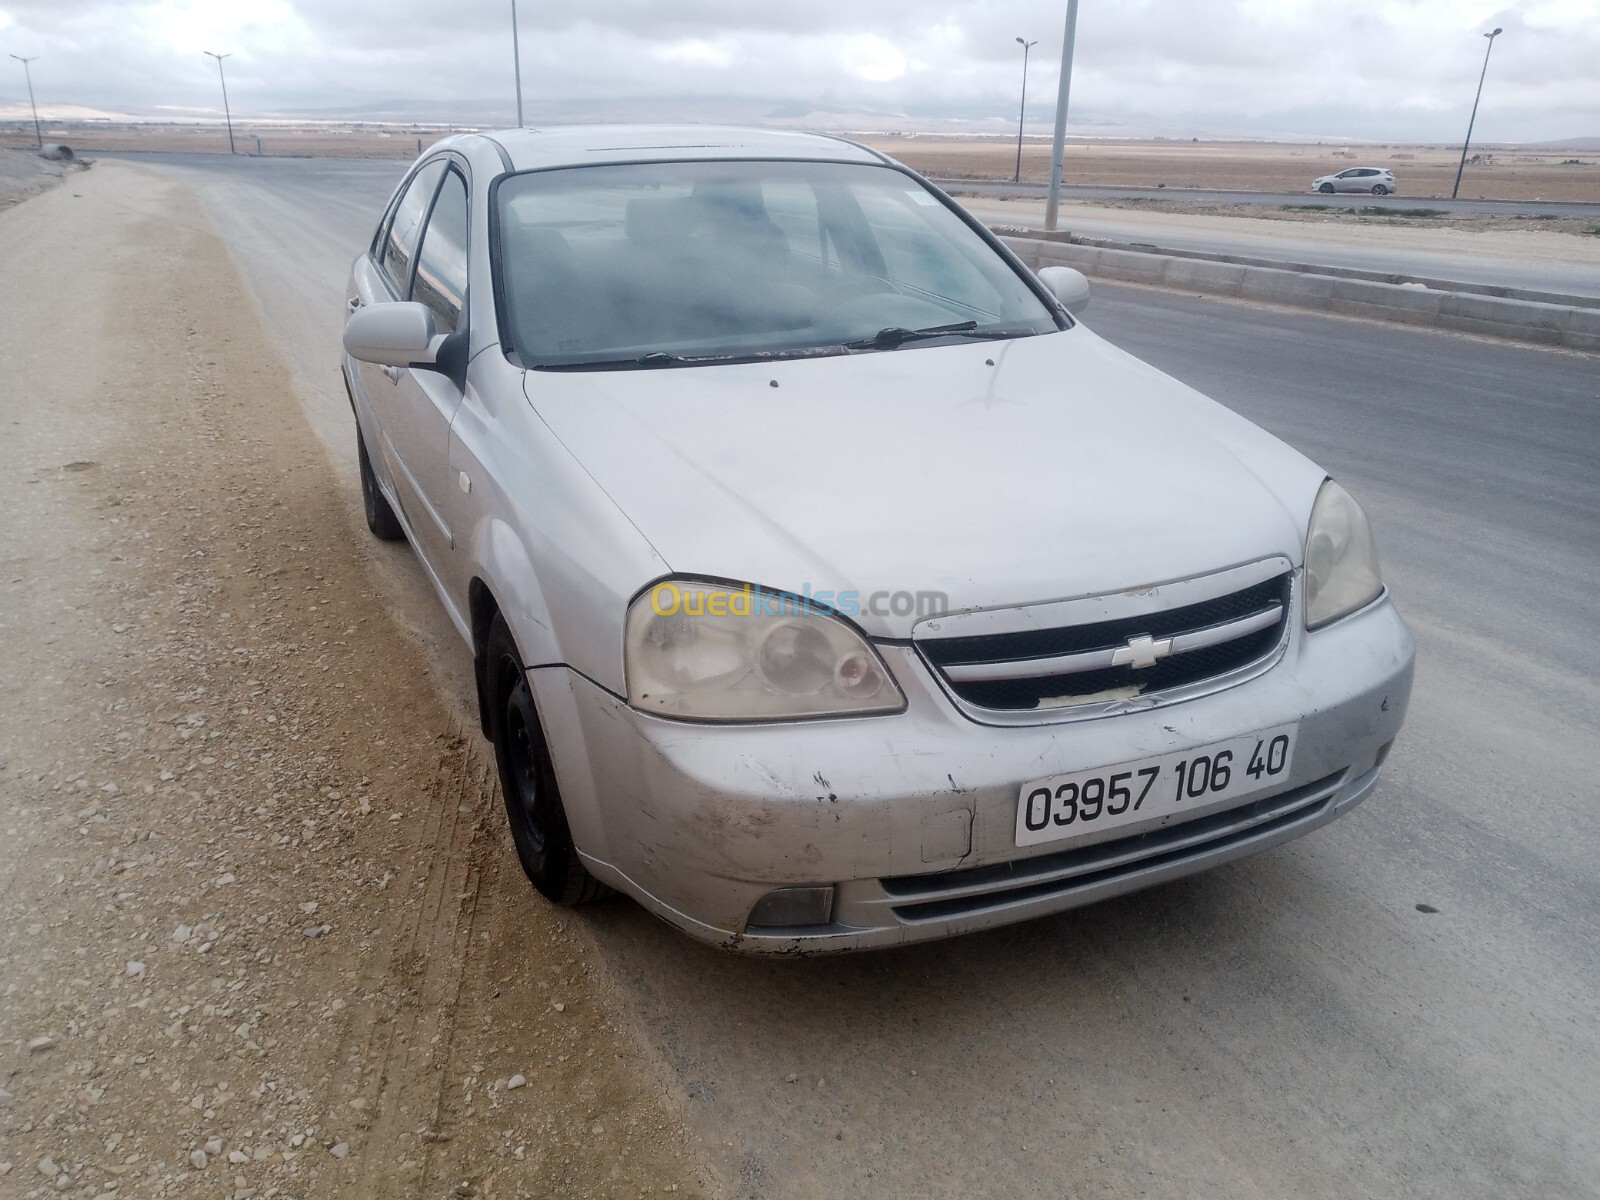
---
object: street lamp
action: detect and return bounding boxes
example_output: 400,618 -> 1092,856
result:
203,50 -> 236,156
8,55 -> 42,150
1451,27 -> 1503,200
1014,37 -> 1037,184
510,0 -> 525,127
1044,0 -> 1082,231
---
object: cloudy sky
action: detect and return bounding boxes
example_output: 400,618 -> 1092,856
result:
1,0 -> 1596,142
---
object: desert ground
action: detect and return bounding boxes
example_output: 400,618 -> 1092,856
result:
0,121 -> 437,161
871,135 -> 1600,202
2,121 -> 1596,202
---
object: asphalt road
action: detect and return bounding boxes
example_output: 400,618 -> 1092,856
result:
117,151 -> 1600,1198
100,151 -> 1600,300
939,177 -> 1600,217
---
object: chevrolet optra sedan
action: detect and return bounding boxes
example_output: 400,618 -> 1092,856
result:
342,126 -> 1414,953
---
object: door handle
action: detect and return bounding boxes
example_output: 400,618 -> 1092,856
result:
381,365 -> 402,382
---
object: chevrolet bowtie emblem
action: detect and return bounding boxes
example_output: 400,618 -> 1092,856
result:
1111,633 -> 1173,670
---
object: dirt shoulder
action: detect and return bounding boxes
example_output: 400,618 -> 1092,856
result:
0,164 -> 717,1198
0,148 -> 89,208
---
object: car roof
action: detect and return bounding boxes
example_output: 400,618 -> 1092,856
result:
464,124 -> 888,172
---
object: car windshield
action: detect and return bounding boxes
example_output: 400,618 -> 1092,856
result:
494,159 -> 1062,369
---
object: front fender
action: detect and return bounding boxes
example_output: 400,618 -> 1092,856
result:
469,514 -> 559,668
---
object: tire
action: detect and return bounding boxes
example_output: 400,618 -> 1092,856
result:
486,614 -> 608,905
1371,184 -> 1388,196
1318,182 -> 1335,194
357,430 -> 405,541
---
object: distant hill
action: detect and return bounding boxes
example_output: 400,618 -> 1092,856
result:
1513,137 -> 1600,151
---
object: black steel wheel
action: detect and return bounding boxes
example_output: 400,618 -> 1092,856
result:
486,614 -> 607,905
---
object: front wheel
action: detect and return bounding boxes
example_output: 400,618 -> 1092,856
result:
486,615 -> 608,906
1371,184 -> 1389,196
1318,182 -> 1335,194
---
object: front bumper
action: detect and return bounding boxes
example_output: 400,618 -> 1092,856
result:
534,594 -> 1414,954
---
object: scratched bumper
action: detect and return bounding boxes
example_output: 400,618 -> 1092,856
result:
532,595 -> 1413,954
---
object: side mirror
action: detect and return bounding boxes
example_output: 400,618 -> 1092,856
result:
1038,266 -> 1090,315
343,301 -> 442,369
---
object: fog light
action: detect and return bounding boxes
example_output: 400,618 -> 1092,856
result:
745,885 -> 835,930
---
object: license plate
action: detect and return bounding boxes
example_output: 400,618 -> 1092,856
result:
1015,724 -> 1298,848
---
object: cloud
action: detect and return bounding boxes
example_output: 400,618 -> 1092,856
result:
835,35 -> 909,85
0,0 -> 1596,140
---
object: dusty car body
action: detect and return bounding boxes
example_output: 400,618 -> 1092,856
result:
341,125 -> 1414,953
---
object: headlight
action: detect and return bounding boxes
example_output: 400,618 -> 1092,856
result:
625,580 -> 904,721
1304,479 -> 1383,629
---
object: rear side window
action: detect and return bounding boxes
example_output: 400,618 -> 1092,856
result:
412,170 -> 469,335
380,160 -> 446,295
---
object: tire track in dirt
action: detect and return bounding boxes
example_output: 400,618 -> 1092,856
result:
321,737 -> 492,1197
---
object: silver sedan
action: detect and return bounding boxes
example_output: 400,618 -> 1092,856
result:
341,126 -> 1414,953
1312,167 -> 1398,195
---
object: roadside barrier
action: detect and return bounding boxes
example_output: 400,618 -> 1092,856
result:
1001,233 -> 1600,352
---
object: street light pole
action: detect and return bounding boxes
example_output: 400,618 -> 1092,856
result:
1013,38 -> 1037,184
1451,27 -> 1502,200
203,51 -> 236,155
8,55 -> 42,149
1043,0 -> 1081,232
510,0 -> 525,127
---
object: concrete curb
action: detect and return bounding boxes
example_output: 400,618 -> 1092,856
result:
1003,235 -> 1600,352
1019,229 -> 1600,311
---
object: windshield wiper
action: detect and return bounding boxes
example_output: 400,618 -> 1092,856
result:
843,321 -> 1023,351
544,345 -> 850,371
545,350 -> 707,370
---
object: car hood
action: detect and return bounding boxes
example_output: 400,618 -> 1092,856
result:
522,325 -> 1325,638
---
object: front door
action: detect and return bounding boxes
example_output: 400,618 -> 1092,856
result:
385,166 -> 471,577
354,158 -> 446,541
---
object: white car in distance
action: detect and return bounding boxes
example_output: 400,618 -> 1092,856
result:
1312,167 -> 1398,195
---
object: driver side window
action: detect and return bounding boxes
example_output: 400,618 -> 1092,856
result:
379,160 -> 446,296
412,169 -> 469,336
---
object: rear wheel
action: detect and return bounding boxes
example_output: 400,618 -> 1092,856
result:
357,429 -> 405,541
1318,182 -> 1335,194
486,614 -> 608,906
1371,183 -> 1389,196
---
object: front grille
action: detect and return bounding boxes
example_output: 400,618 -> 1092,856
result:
918,573 -> 1290,712
881,770 -> 1343,923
